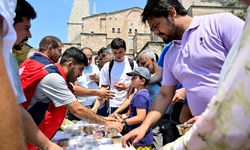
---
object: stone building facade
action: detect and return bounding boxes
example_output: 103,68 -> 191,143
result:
183,0 -> 243,16
66,0 -> 151,58
65,0 -> 244,59
80,7 -> 151,57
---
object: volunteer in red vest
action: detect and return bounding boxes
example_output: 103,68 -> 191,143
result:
20,45 -> 122,141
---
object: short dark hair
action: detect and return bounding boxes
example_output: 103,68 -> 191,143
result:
60,47 -> 88,66
15,0 -> 37,24
142,0 -> 187,23
39,36 -> 62,52
138,75 -> 149,85
111,38 -> 126,50
98,47 -> 106,56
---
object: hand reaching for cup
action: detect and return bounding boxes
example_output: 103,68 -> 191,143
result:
97,88 -> 115,99
114,82 -> 127,91
89,73 -> 99,83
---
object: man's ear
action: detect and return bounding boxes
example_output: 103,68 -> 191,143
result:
48,45 -> 52,52
151,58 -> 155,63
66,59 -> 73,68
168,7 -> 177,19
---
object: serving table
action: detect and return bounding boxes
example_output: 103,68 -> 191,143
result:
52,120 -> 135,150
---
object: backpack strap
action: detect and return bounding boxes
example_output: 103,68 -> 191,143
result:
108,58 -> 134,83
108,59 -> 115,84
128,58 -> 134,70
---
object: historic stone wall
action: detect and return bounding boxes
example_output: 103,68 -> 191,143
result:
80,7 -> 151,54
180,0 -> 222,10
188,6 -> 243,16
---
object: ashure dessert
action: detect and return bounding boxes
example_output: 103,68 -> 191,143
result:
176,123 -> 192,135
106,127 -> 118,138
111,135 -> 122,144
57,138 -> 70,147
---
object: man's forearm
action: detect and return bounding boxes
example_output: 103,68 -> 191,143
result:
73,86 -> 99,97
113,96 -> 131,114
149,67 -> 162,84
91,97 -> 102,113
19,105 -> 51,149
141,86 -> 175,129
0,16 -> 25,149
68,101 -> 107,124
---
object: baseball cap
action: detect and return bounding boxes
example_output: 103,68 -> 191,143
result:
126,67 -> 151,81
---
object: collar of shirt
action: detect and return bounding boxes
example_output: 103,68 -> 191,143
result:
181,16 -> 200,48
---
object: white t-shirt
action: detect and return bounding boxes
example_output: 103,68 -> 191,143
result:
99,57 -> 137,108
28,73 -> 76,109
0,0 -> 17,94
77,64 -> 100,106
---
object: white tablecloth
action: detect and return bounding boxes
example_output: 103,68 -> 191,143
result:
52,131 -> 135,150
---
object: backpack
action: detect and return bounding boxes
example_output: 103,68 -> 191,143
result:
108,58 -> 134,81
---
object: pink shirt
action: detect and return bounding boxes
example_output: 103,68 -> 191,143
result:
163,13 -> 244,115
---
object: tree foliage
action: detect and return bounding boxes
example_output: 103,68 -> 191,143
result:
222,0 -> 247,20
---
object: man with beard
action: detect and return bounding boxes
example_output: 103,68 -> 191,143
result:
20,47 -> 122,142
122,0 -> 244,147
9,0 -> 62,149
160,0 -> 250,149
0,0 -> 26,149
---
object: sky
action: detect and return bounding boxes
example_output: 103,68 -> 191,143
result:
26,0 -> 147,48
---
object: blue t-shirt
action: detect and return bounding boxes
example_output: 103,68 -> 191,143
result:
158,42 -> 184,90
128,89 -> 153,146
158,42 -> 172,67
146,83 -> 160,103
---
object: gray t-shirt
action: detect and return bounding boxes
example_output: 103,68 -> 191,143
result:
28,73 -> 76,109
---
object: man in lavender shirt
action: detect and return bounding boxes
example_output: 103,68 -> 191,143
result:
122,0 -> 244,146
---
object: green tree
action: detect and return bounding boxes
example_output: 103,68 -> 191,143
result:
222,0 -> 247,20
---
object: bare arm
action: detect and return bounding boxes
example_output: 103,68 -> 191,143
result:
122,85 -> 176,147
67,101 -> 107,124
19,105 -> 62,150
113,92 -> 135,115
125,108 -> 147,125
141,85 -> 176,130
91,97 -> 102,113
179,104 -> 193,124
0,16 -> 25,149
67,101 -> 122,131
149,67 -> 163,84
73,85 -> 114,99
172,87 -> 186,104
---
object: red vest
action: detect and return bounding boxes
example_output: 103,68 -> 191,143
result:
19,53 -> 71,149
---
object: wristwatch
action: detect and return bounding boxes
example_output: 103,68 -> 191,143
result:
122,119 -> 128,128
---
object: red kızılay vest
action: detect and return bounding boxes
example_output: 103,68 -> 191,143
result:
19,52 -> 71,149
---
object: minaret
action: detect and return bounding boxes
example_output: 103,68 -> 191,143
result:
67,0 -> 90,44
93,0 -> 96,15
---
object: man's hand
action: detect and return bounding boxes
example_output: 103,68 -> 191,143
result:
185,115 -> 200,125
121,126 -> 147,148
103,116 -> 117,122
171,88 -> 186,104
114,82 -> 127,91
43,141 -> 62,150
97,88 -> 114,99
89,73 -> 99,83
90,107 -> 98,113
113,114 -> 123,123
104,121 -> 123,133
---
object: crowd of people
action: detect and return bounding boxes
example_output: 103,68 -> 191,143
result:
1,0 -> 250,149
